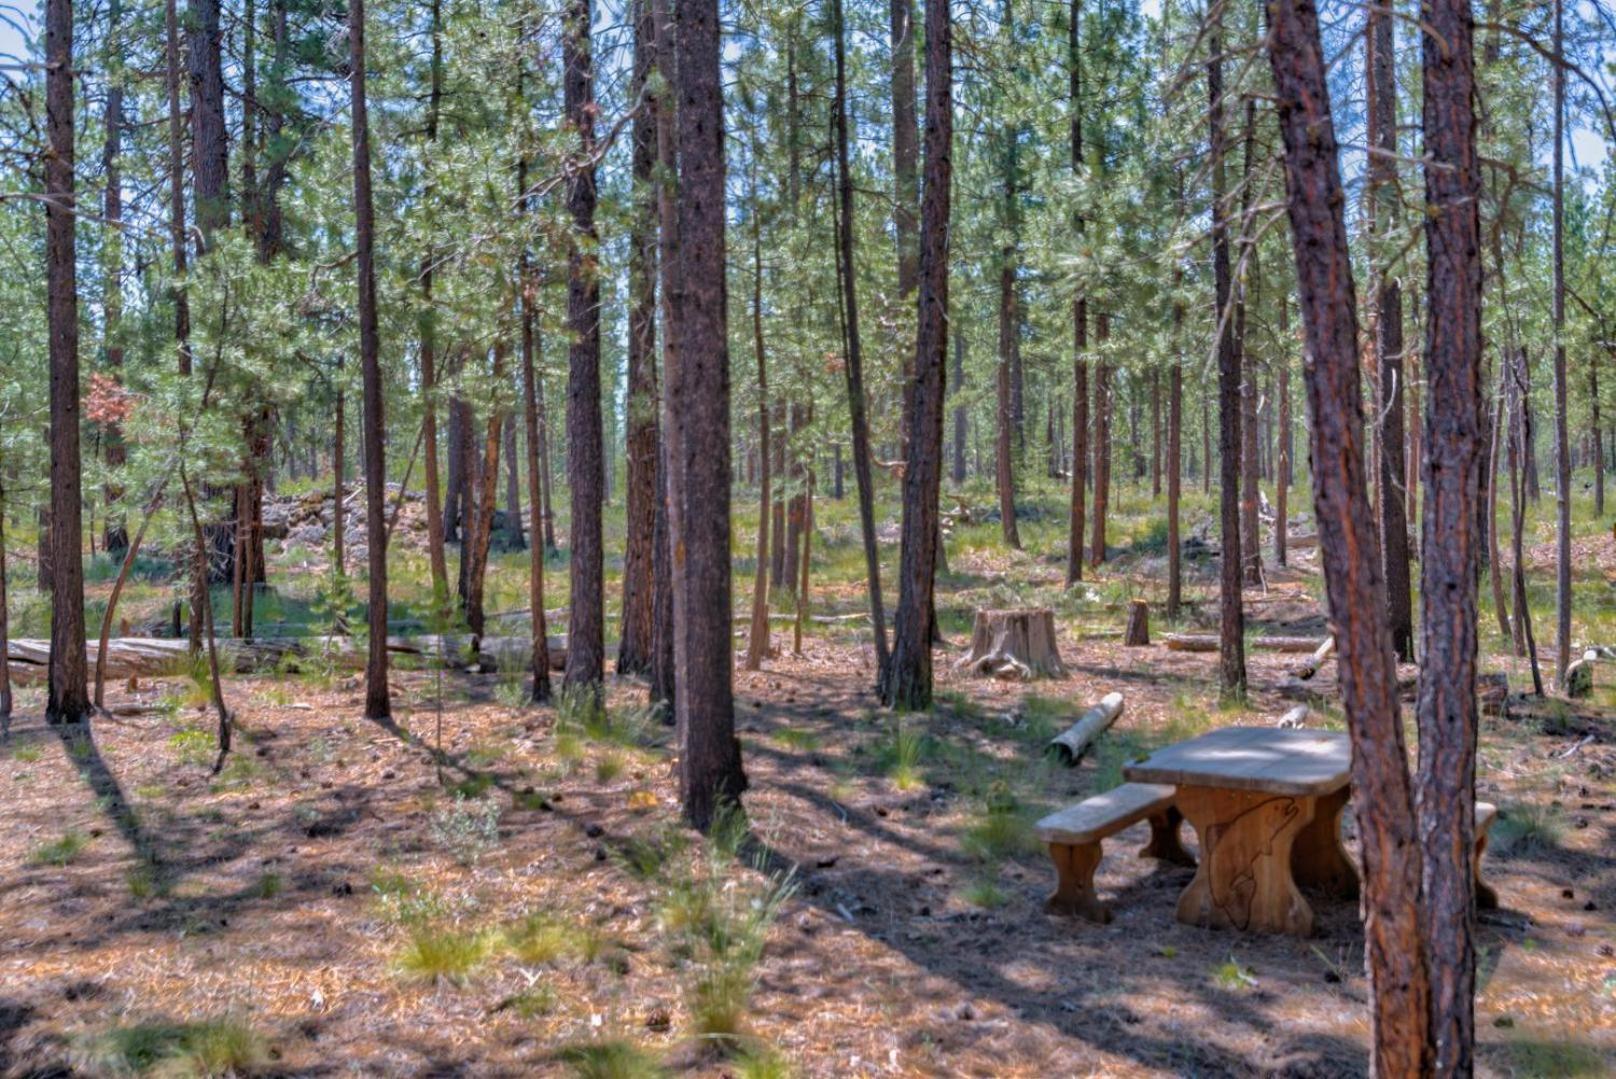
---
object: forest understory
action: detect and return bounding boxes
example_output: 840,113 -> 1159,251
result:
2,487 -> 1613,1078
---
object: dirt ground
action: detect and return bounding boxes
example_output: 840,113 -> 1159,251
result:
2,600 -> 1615,1076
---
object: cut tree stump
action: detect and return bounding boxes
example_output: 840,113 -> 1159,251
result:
1046,692 -> 1124,765
1163,633 -> 1325,654
1123,600 -> 1150,647
956,608 -> 1066,680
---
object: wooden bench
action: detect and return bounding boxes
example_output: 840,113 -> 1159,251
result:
1035,782 -> 1194,923
1475,801 -> 1499,909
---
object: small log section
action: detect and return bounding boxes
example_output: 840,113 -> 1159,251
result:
1287,636 -> 1335,680
1123,600 -> 1150,646
956,608 -> 1066,680
1035,782 -> 1192,923
1474,801 -> 1499,909
1275,704 -> 1310,728
1046,692 -> 1124,765
1163,633 -> 1325,654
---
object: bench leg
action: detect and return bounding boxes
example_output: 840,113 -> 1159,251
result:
1045,841 -> 1110,923
1139,807 -> 1196,867
1291,786 -> 1359,900
1474,820 -> 1498,910
1174,785 -> 1315,937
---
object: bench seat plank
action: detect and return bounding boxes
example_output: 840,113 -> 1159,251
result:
1036,782 -> 1178,845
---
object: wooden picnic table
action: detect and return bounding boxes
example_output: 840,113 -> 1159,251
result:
1124,726 -> 1359,937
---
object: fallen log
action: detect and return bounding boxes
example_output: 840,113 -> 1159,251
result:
5,634 -> 569,684
1046,692 -> 1124,765
1162,633 -> 1326,654
1288,637 -> 1336,680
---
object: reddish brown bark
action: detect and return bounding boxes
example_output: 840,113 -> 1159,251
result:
45,0 -> 88,724
1065,0 -> 1087,587
1419,0 -> 1486,1060
1090,323 -> 1111,566
349,0 -> 391,721
1208,14 -> 1245,700
884,0 -> 951,711
670,0 -> 747,829
563,0 -> 605,692
1266,0 -> 1431,1069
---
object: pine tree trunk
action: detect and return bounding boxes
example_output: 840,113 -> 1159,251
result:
1090,322 -> 1112,566
1419,0 -> 1486,1060
465,347 -> 506,639
563,0 -> 605,691
1275,300 -> 1290,567
619,0 -> 659,676
996,270 -> 1021,550
45,0 -> 88,724
503,416 -> 524,550
1267,2 -> 1431,1067
885,0 -> 951,711
520,257 -> 552,703
952,330 -> 968,485
745,175 -> 772,673
1208,11 -> 1245,701
1168,291 -> 1184,617
349,0 -> 390,721
1369,4 -> 1414,661
1551,0 -> 1571,689
649,0 -> 678,711
1064,0 -> 1085,587
101,0 -> 128,556
834,0 -> 891,682
671,0 -> 746,830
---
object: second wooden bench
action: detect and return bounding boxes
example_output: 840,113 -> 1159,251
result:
1035,782 -> 1194,923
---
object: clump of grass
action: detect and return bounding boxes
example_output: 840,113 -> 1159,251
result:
126,861 -> 163,900
557,1039 -> 665,1079
31,829 -> 89,867
1492,803 -> 1565,854
1491,1039 -> 1608,1077
499,985 -> 558,1019
612,831 -> 681,881
961,875 -> 1008,909
369,868 -> 451,925
960,799 -> 1038,863
210,754 -> 260,792
250,872 -> 283,900
773,727 -> 820,752
504,913 -> 589,966
167,727 -> 215,768
557,687 -> 661,749
75,1015 -> 267,1077
1213,956 -> 1258,990
873,720 -> 930,790
395,923 -> 491,985
595,752 -> 626,784
494,675 -> 529,712
730,1043 -> 794,1079
656,805 -> 794,1044
463,740 -> 509,768
428,793 -> 502,866
449,773 -> 494,799
10,743 -> 43,763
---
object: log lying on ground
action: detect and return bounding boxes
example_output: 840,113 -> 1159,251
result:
1162,633 -> 1326,654
1276,704 -> 1310,729
1123,600 -> 1150,647
5,634 -> 568,684
1288,636 -> 1335,680
1046,692 -> 1124,765
955,608 -> 1066,680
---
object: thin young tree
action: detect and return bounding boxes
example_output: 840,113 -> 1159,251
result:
833,0 -> 891,682
1267,0 -> 1431,1067
349,0 -> 390,721
649,0 -> 678,710
1065,0 -> 1088,586
1551,0 -> 1571,688
1209,7 -> 1245,700
564,0 -> 605,692
419,0 -> 450,615
744,160 -> 772,673
44,0 -> 89,726
885,0 -> 951,711
670,0 -> 747,830
620,0 -> 659,676
1419,0 -> 1487,1063
1368,0 -> 1414,661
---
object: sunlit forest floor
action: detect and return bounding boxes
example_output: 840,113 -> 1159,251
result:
2,475 -> 1615,1076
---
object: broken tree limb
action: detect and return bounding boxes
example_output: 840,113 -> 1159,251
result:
1288,636 -> 1336,680
1046,692 -> 1125,765
1162,633 -> 1326,654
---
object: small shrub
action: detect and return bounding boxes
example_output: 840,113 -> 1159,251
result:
874,721 -> 930,791
557,1039 -> 664,1079
395,924 -> 491,985
463,741 -> 508,768
501,986 -> 558,1019
595,752 -> 626,785
494,676 -> 529,711
251,872 -> 283,900
1213,956 -> 1258,990
370,869 -> 451,925
961,804 -> 1038,863
168,728 -> 215,768
32,829 -> 89,867
961,876 -> 1008,909
429,794 -> 502,866
1493,803 -> 1564,854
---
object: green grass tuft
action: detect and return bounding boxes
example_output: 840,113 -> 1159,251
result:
31,829 -> 89,867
